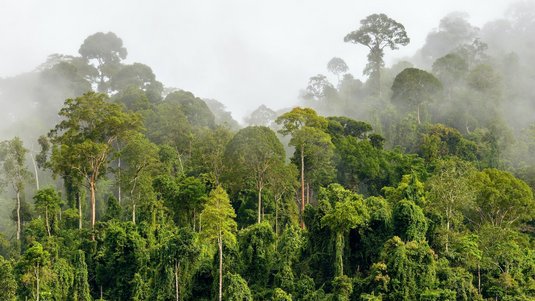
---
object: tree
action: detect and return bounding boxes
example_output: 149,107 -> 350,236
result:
79,32 -> 127,92
95,222 -> 148,300
238,222 -> 276,286
426,159 -> 477,252
165,90 -> 215,128
0,137 -> 32,240
327,57 -> 349,81
470,168 -> 535,228
200,186 -> 237,301
344,14 -> 410,95
16,243 -> 50,301
155,227 -> 199,301
391,68 -> 442,124
276,107 -> 334,228
301,74 -> 336,106
223,272 -> 253,301
368,237 -> 437,300
223,126 -> 286,223
68,250 -> 91,301
0,256 -> 17,301
392,199 -> 428,242
420,12 -> 479,63
245,104 -> 277,127
33,188 -> 62,237
109,63 -> 163,101
320,184 -> 369,276
118,133 -> 160,224
432,53 -> 468,92
47,92 -> 141,232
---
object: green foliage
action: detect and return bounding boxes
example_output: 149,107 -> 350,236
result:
321,184 -> 369,276
223,126 -> 287,224
4,21 -> 535,301
238,222 -> 276,285
369,237 -> 437,301
393,200 -> 428,242
471,168 -> 535,228
273,287 -> 293,301
165,90 -> 215,128
223,272 -> 253,301
69,250 -> 91,301
95,221 -> 147,300
0,255 -> 17,301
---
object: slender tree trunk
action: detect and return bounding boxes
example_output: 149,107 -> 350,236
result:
478,263 -> 481,295
300,145 -> 305,229
218,234 -> 223,301
78,192 -> 82,230
117,156 -> 121,204
445,214 -> 450,253
335,231 -> 344,277
175,261 -> 180,301
30,153 -> 39,191
275,196 -> 279,237
132,203 -> 136,225
417,104 -> 421,125
45,207 -> 51,237
16,190 -> 21,241
35,264 -> 40,301
193,208 -> 196,232
257,186 -> 263,224
89,178 -> 96,230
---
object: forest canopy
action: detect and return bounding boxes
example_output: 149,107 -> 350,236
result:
1,4 -> 535,301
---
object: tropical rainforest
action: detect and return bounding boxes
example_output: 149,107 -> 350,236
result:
1,7 -> 535,301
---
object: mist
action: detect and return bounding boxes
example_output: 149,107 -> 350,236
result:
0,0 -> 519,123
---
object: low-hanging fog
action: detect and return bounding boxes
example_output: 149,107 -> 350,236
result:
0,0 -> 522,126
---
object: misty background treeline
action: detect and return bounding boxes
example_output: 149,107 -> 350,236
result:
0,2 -> 535,301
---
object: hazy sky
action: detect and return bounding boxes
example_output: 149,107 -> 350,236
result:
0,0 -> 519,121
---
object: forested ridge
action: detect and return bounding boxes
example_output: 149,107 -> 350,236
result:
1,7 -> 535,301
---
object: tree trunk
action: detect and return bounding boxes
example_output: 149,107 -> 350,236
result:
30,153 -> 39,191
335,231 -> 344,276
117,156 -> 121,204
257,186 -> 262,224
175,261 -> 180,301
193,208 -> 196,232
35,264 -> 40,301
218,234 -> 223,301
478,263 -> 481,295
16,190 -> 21,241
300,145 -> 305,229
445,215 -> 450,253
78,192 -> 82,230
132,203 -> 136,225
275,196 -> 279,237
89,178 -> 96,230
417,104 -> 421,125
45,207 -> 51,237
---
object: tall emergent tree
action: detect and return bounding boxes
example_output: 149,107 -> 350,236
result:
201,186 -> 237,301
47,92 -> 141,231
0,137 -> 32,241
223,126 -> 286,224
344,13 -> 410,95
79,31 -> 127,92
